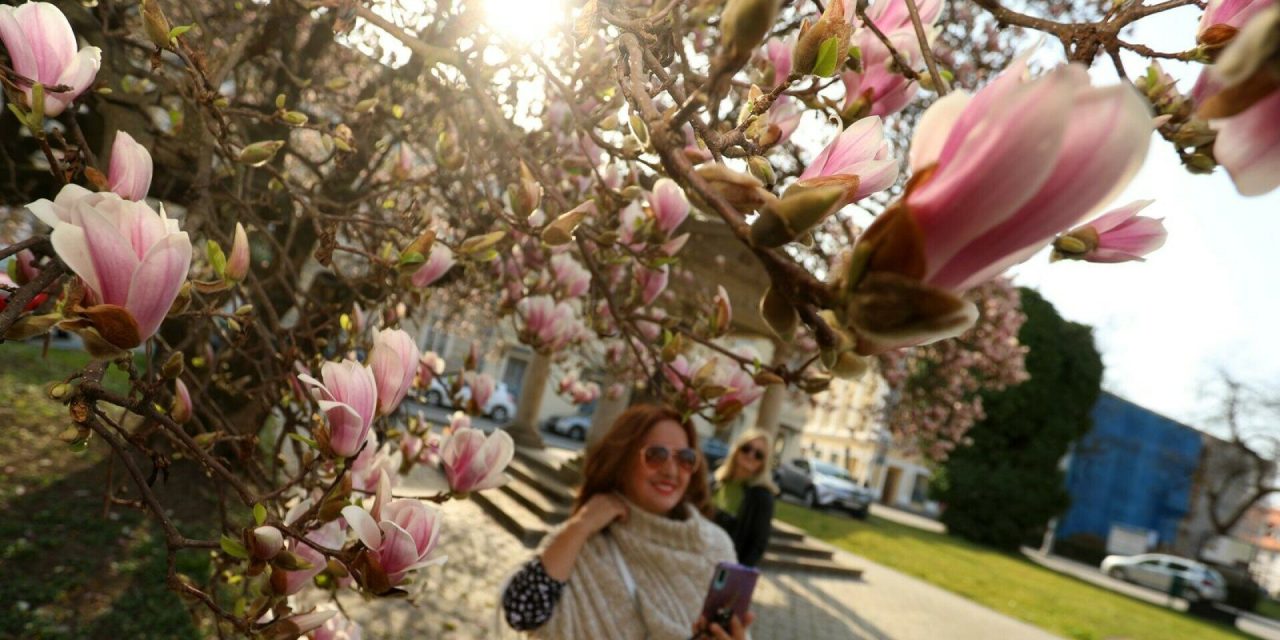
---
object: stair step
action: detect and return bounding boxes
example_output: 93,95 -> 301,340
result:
760,553 -> 863,579
767,539 -> 834,561
500,479 -> 571,524
768,521 -> 807,543
514,447 -> 582,486
506,458 -> 575,507
471,486 -> 548,548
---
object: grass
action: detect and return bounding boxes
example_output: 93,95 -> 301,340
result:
777,502 -> 1250,640
0,342 -> 215,639
1257,598 -> 1280,621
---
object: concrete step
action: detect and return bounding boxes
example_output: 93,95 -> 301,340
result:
769,520 -> 807,543
500,478 -> 571,524
506,458 -> 575,507
761,552 -> 864,579
767,538 -> 834,561
471,485 -> 548,548
514,447 -> 582,486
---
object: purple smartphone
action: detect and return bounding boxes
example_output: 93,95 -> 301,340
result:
699,562 -> 760,630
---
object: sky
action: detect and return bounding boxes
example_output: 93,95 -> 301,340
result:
1007,8 -> 1280,432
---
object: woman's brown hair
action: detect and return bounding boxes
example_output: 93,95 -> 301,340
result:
573,404 -> 712,518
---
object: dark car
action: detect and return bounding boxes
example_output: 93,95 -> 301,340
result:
702,436 -> 730,470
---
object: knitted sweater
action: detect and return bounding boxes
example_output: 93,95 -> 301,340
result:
527,499 -> 737,639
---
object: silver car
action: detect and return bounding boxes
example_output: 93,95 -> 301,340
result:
1100,553 -> 1228,602
775,458 -> 873,518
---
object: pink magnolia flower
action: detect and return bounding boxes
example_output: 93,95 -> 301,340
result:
661,233 -> 690,256
1195,5 -> 1280,196
842,30 -> 921,119
711,360 -> 764,415
901,61 -> 1152,293
369,328 -> 419,416
1055,200 -> 1167,263
550,253 -> 591,299
468,372 -> 495,411
0,2 -> 101,116
107,132 -> 152,201
796,116 -> 899,204
635,307 -> 666,342
33,184 -> 191,347
249,525 -> 284,560
417,351 -> 445,389
276,500 -> 344,595
850,0 -> 944,33
648,178 -> 690,236
350,433 -> 402,494
311,610 -> 363,640
769,96 -> 804,145
617,201 -> 646,249
570,381 -> 601,404
448,410 -> 472,433
226,222 -> 250,282
299,359 -> 378,458
411,244 -> 455,287
518,295 -> 581,351
439,427 -> 514,493
1198,0 -> 1274,42
765,36 -> 793,86
342,475 -> 444,587
848,61 -> 1152,352
636,265 -> 669,306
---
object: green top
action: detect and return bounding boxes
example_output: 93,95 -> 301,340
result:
713,478 -> 745,516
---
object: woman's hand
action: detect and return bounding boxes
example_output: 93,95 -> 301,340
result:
691,611 -> 755,639
570,493 -> 629,535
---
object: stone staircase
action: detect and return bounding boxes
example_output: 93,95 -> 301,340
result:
473,446 -> 863,579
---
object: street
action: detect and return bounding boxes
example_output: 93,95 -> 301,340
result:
398,399 -> 586,452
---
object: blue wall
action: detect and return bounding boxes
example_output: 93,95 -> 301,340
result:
1056,393 -> 1203,546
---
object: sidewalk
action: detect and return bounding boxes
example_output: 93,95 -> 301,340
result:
331,496 -> 1060,639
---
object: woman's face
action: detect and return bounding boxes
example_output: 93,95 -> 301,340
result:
622,419 -> 695,515
733,437 -> 767,480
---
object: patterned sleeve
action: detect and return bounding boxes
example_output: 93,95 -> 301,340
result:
502,557 -> 567,631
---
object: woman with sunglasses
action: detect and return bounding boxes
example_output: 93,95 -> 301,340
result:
501,404 -> 755,639
711,430 -> 778,568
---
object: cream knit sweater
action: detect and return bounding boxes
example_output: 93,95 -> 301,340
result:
531,498 -> 737,640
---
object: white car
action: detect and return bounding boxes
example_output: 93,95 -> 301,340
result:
423,375 -> 517,423
1100,553 -> 1228,602
542,414 -> 592,441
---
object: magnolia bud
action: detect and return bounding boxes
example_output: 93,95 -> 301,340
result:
746,155 -> 776,186
171,379 -> 193,424
248,526 -> 284,561
162,351 -> 185,379
792,0 -> 853,77
509,162 -> 543,217
542,201 -> 594,246
141,0 -> 173,49
226,223 -> 250,282
720,0 -> 780,60
751,183 -> 848,248
695,164 -> 774,212
238,140 -> 285,167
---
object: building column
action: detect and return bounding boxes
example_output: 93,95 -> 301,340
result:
754,340 -> 791,436
507,350 -> 550,449
587,382 -> 632,447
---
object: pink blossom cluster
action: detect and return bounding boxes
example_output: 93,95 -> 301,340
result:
557,373 -> 602,405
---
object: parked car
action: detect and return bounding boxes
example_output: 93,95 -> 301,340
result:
1100,553 -> 1228,602
423,374 -> 517,423
775,458 -> 873,518
702,436 -> 730,470
542,413 -> 592,440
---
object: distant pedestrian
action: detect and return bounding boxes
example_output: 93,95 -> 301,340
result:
501,404 -> 754,639
711,429 -> 778,567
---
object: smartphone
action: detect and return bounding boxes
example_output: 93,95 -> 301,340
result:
699,562 -> 760,631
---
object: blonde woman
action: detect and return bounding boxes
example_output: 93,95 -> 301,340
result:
711,429 -> 778,567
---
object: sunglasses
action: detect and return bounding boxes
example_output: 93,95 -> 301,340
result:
641,445 -> 701,473
738,444 -> 765,462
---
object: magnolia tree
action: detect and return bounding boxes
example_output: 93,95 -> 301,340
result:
1,0 -> 1274,635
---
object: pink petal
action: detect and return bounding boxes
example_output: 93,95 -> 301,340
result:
0,7 -> 38,81
73,202 -> 141,306
930,80 -> 1153,291
378,522 -> 420,578
800,116 -> 885,180
1085,199 -> 1155,234
46,45 -> 99,116
126,232 -> 191,340
907,91 -> 972,173
108,132 -> 153,201
1095,216 -> 1168,260
1215,90 -> 1280,196
341,505 -> 383,550
910,68 -> 1079,279
17,2 -> 76,85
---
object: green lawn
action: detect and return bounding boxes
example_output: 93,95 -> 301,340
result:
1257,598 -> 1280,621
0,342 -> 214,639
777,502 -> 1249,640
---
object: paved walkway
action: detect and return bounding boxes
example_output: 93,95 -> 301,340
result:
332,497 -> 1060,639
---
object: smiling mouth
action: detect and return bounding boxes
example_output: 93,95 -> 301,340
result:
651,480 -> 678,495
